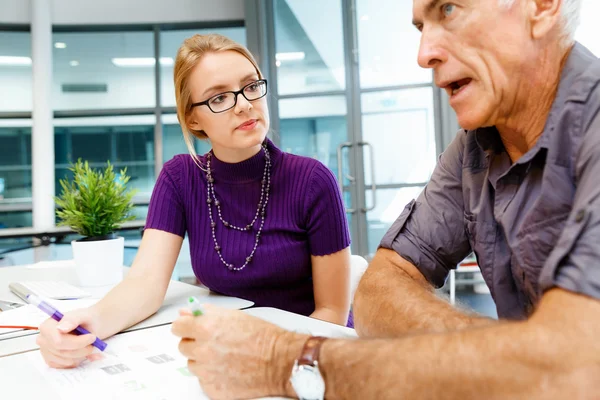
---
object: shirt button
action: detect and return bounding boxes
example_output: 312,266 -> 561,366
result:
575,209 -> 586,223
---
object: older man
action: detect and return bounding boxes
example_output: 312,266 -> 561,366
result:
172,0 -> 600,398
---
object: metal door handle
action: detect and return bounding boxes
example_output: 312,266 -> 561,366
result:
336,141 -> 356,214
358,141 -> 376,212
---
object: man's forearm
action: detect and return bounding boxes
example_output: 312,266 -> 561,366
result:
319,322 -> 591,399
353,249 -> 492,337
274,289 -> 599,400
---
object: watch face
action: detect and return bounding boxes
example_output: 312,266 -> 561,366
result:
291,366 -> 325,400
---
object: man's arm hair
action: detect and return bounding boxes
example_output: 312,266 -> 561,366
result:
276,288 -> 600,399
353,248 -> 494,338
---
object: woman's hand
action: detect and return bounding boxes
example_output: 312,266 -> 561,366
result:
36,307 -> 102,369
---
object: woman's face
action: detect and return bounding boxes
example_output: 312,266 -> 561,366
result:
187,50 -> 270,162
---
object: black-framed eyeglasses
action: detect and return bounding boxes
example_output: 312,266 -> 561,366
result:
190,79 -> 268,114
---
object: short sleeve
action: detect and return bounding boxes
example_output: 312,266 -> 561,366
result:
145,156 -> 187,237
379,132 -> 472,287
540,86 -> 600,298
304,162 -> 351,256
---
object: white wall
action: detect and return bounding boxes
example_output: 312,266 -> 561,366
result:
576,0 -> 600,56
0,0 -> 245,25
0,0 -> 31,24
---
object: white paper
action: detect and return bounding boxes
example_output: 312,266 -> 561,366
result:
0,298 -> 98,334
27,324 -> 208,400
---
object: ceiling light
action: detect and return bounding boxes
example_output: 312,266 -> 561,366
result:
0,56 -> 32,66
54,42 -> 67,49
111,57 -> 174,67
70,60 -> 79,67
275,52 -> 305,62
276,60 -> 281,67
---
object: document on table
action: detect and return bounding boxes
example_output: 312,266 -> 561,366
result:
27,324 -> 208,400
0,298 -> 98,335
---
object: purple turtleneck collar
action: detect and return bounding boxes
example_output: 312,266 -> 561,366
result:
201,138 -> 282,184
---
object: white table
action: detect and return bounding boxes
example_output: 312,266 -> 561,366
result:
0,307 -> 356,400
0,262 -> 253,357
245,307 -> 357,338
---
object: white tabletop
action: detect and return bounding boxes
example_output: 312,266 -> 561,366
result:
244,307 -> 357,338
0,307 -> 356,400
0,262 -> 253,357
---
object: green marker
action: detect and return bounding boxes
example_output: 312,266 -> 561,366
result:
188,296 -> 204,316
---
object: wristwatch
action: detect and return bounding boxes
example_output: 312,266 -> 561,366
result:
290,336 -> 328,400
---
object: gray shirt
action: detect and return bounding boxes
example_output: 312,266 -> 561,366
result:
380,43 -> 600,320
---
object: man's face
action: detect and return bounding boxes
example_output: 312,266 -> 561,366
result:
412,0 -> 533,129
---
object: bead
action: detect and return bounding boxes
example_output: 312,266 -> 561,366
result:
205,144 -> 272,272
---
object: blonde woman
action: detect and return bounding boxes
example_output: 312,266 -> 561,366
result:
36,34 -> 352,369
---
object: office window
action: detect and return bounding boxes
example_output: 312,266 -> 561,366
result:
54,116 -> 156,199
279,96 -> 348,180
356,0 -> 431,88
160,27 -> 246,108
0,31 -> 32,112
162,114 -> 212,162
0,120 -> 32,229
274,0 -> 346,95
0,211 -> 32,230
361,88 -> 436,185
52,31 -> 155,111
366,186 -> 424,254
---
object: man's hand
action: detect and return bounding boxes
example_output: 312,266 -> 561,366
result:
171,305 -> 304,400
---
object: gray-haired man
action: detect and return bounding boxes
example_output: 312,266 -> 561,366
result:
172,1 -> 600,398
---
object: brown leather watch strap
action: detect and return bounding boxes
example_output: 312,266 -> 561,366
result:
297,336 -> 328,367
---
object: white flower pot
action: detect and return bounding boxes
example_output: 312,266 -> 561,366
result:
71,236 -> 124,287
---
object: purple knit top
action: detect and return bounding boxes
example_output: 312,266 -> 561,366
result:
145,139 -> 351,321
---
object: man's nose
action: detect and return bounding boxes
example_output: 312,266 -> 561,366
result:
417,28 -> 447,69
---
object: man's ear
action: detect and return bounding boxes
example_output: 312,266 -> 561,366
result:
527,0 -> 563,40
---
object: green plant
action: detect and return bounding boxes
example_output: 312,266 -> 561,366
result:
55,159 -> 138,238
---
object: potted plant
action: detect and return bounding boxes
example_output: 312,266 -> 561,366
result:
55,159 -> 137,287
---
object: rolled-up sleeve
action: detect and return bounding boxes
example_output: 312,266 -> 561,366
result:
379,132 -> 472,288
540,90 -> 600,298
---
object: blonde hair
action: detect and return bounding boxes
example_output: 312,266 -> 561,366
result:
173,34 -> 264,164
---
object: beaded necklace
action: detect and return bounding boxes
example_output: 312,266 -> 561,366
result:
205,144 -> 271,271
